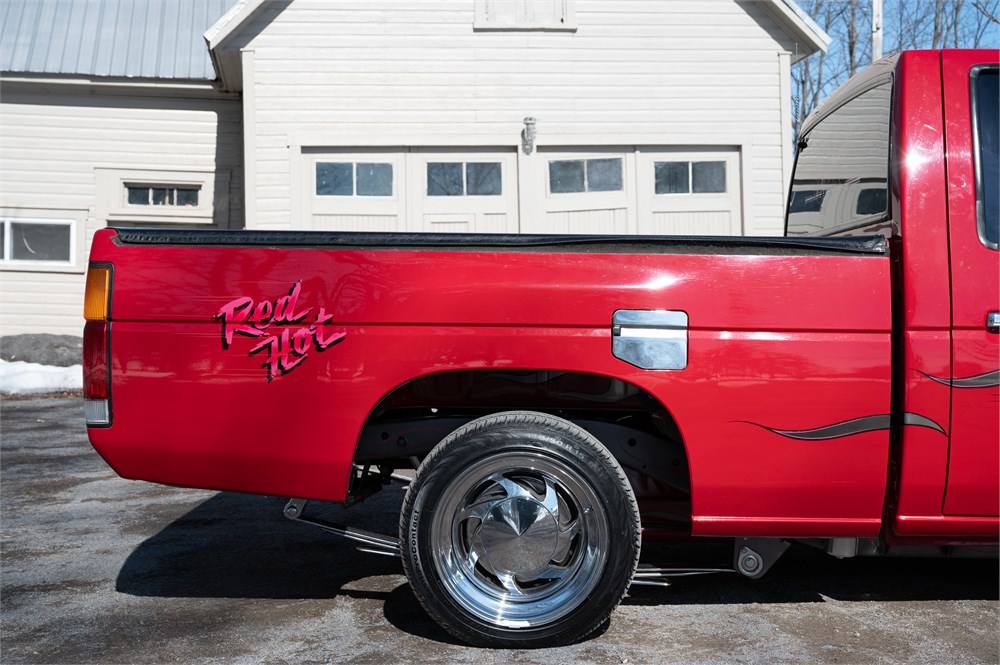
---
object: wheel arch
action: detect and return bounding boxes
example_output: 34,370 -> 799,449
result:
353,368 -> 693,534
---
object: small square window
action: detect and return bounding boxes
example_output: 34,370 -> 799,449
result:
587,159 -> 623,192
176,188 -> 199,206
357,163 -> 393,196
427,163 -> 465,196
654,162 -> 689,194
692,161 -> 726,193
466,163 -> 502,196
549,160 -> 586,193
316,163 -> 354,196
127,187 -> 148,205
151,188 -> 170,205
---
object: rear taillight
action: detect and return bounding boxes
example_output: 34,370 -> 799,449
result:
83,264 -> 112,426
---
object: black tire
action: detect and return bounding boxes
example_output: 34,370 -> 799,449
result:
399,411 -> 640,648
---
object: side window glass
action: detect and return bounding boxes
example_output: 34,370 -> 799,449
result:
786,81 -> 892,236
973,67 -> 999,248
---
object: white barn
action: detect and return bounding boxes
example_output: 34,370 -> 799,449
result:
0,0 -> 828,336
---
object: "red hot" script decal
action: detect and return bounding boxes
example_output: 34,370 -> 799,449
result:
214,281 -> 346,382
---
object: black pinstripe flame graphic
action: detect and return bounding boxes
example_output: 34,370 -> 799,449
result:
740,413 -> 946,441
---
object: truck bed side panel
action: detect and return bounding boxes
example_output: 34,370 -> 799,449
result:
88,231 -> 892,537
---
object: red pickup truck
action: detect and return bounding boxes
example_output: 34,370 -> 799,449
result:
84,50 -> 997,647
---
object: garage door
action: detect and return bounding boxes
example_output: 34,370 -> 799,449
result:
524,146 -> 742,235
304,145 -> 741,236
409,148 -> 518,233
636,148 -> 742,235
304,148 -> 517,233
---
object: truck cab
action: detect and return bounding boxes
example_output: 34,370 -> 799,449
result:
787,50 -> 999,536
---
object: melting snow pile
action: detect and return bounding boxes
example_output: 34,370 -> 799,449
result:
0,359 -> 82,395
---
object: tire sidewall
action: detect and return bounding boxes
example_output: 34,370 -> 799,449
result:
401,413 -> 639,648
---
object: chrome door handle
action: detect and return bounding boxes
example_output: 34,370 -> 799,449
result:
988,312 -> 1000,333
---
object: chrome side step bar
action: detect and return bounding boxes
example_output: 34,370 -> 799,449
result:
283,498 -> 400,558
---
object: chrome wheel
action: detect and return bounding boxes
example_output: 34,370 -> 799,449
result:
429,452 -> 609,629
401,411 -> 640,647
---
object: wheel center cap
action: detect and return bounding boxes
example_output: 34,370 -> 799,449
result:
479,497 -> 559,576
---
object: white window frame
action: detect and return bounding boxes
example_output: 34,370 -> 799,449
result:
124,183 -> 202,207
425,160 -> 504,197
653,160 -> 729,196
315,161 -> 396,198
540,149 -> 632,215
306,150 -> 405,221
474,0 -> 577,31
547,157 -> 626,196
0,216 -> 80,273
97,168 -> 222,225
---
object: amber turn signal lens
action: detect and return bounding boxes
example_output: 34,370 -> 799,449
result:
84,266 -> 110,321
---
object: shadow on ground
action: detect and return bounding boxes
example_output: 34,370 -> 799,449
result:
117,489 -> 998,643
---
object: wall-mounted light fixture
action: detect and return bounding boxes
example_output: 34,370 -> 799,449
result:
522,117 -> 537,155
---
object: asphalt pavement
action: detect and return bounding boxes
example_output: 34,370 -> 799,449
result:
1,397 -> 997,664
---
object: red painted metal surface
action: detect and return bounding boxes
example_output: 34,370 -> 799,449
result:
86,49 -> 999,543
890,50 -> 999,536
940,50 -> 999,517
87,229 -> 893,538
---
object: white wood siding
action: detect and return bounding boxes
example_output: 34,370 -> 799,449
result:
235,0 -> 797,235
0,85 -> 243,335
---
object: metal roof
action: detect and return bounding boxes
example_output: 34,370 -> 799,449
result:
0,0 -> 239,80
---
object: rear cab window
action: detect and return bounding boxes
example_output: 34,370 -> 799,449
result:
786,79 -> 893,237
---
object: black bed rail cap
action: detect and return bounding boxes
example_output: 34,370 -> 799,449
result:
112,228 -> 888,256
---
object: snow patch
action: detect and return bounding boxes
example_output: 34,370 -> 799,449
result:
0,359 -> 82,395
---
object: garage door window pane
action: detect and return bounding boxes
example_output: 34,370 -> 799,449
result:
357,163 -> 393,196
655,162 -> 689,194
428,163 -> 465,196
692,161 -> 726,193
317,163 -> 353,196
10,222 -> 71,262
549,160 -> 585,193
466,162 -> 501,196
587,158 -> 623,192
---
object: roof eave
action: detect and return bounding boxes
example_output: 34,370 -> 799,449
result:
763,0 -> 832,63
204,0 -> 266,91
